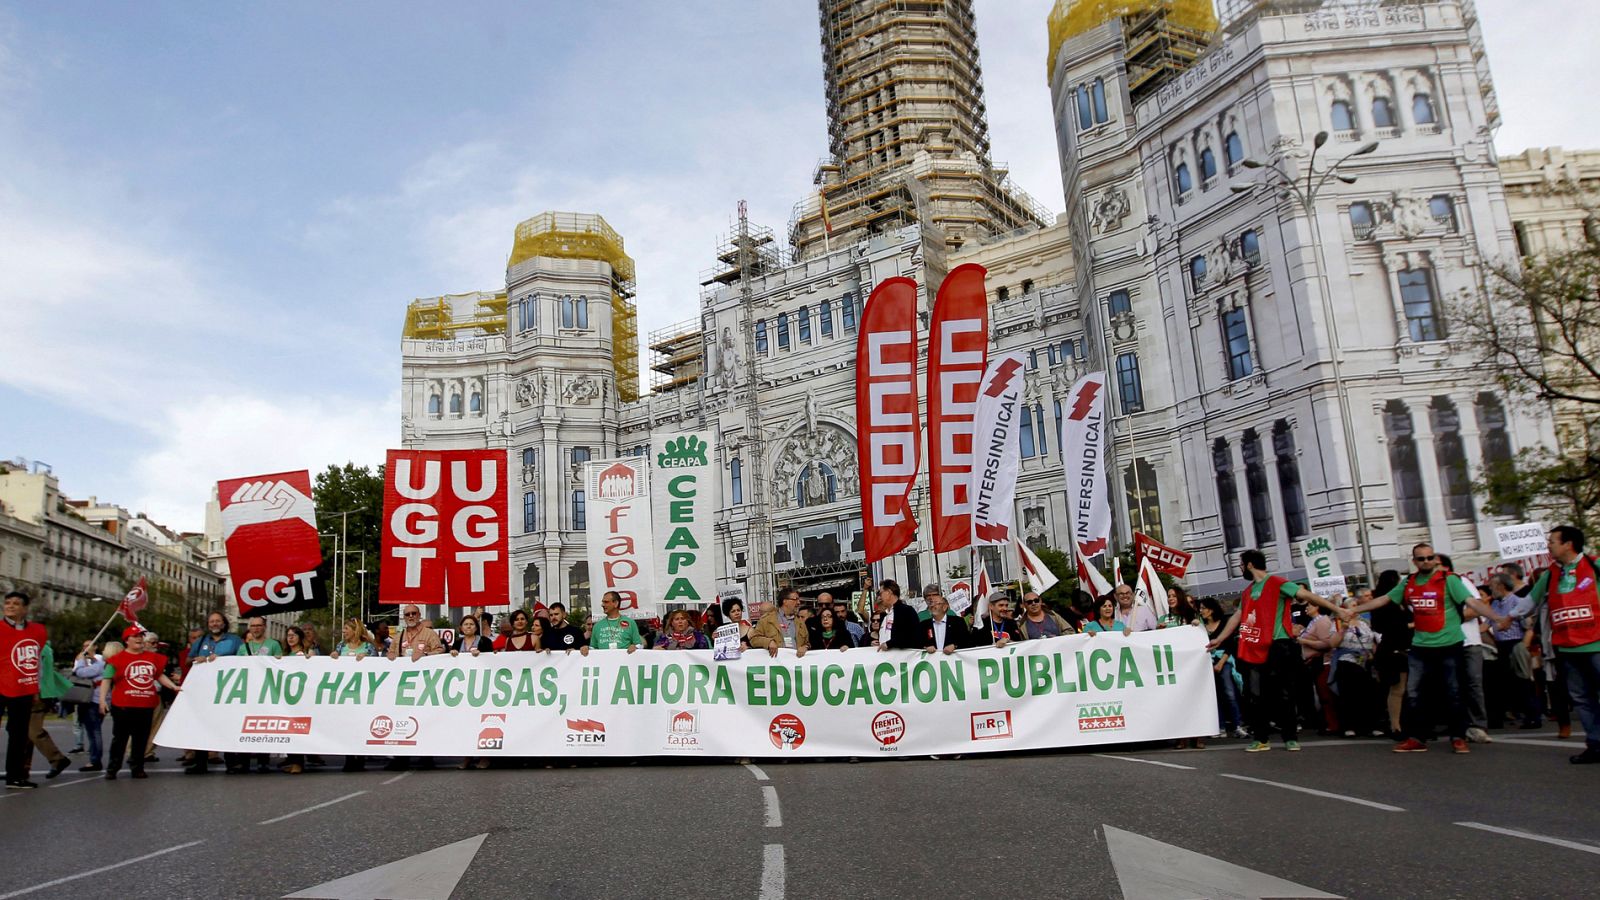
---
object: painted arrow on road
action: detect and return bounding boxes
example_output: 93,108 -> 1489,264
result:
1105,825 -> 1342,900
284,833 -> 488,900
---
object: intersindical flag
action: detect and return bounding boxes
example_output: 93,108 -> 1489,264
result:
970,352 -> 1026,547
927,263 -> 989,554
855,277 -> 922,565
1061,372 -> 1110,562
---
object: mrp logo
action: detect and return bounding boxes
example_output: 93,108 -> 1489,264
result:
241,716 -> 312,735
477,714 -> 506,750
9,639 -> 39,675
970,710 -> 1013,741
566,718 -> 607,745
1077,702 -> 1125,732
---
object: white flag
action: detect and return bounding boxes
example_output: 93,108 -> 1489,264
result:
1076,543 -> 1113,598
1134,554 -> 1168,620
1014,537 -> 1059,594
1061,372 -> 1110,561
970,352 -> 1027,546
973,562 -> 994,623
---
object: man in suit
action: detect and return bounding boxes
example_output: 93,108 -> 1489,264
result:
876,580 -> 924,650
921,589 -> 971,654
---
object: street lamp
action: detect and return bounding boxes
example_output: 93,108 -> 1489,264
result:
1233,130 -> 1380,584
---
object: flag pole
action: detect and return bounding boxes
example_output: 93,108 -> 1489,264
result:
88,608 -> 123,646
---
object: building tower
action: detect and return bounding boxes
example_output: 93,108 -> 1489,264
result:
789,0 -> 1051,266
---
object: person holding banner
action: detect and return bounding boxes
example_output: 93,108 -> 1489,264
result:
388,606 -> 444,661
240,617 -> 283,659
720,599 -> 752,651
1209,550 -> 1351,752
545,603 -> 588,654
974,594 -> 1021,646
1113,584 -> 1158,634
499,610 -> 539,653
655,610 -> 710,650
1083,595 -> 1122,636
1017,593 -> 1073,640
751,590 -> 809,657
812,607 -> 856,650
922,591 -> 971,654
329,618 -> 377,659
590,592 -> 644,652
1520,526 -> 1600,764
96,628 -> 180,780
452,614 -> 494,655
875,581 -> 923,651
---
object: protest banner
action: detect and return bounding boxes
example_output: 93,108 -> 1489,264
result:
1133,532 -> 1191,578
712,623 -> 742,660
380,450 -> 509,607
1496,522 -> 1546,560
1061,373 -> 1110,562
856,277 -> 921,564
1298,535 -> 1347,598
585,458 -> 655,619
218,470 -> 328,616
970,352 -> 1026,546
947,580 -> 973,616
928,263 -> 988,553
650,432 -> 717,606
157,629 -> 1217,758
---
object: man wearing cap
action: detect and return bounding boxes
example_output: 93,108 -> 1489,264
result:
974,593 -> 1022,647
1,591 -> 49,789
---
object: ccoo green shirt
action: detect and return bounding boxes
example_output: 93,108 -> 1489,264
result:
1386,571 -> 1473,649
1528,561 -> 1600,654
1247,579 -> 1303,640
590,617 -> 643,650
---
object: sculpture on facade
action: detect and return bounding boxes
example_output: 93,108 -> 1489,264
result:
717,327 -> 740,390
1092,188 -> 1131,233
564,374 -> 600,405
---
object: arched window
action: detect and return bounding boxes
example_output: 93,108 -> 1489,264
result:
1330,99 -> 1355,132
1273,421 -> 1309,540
1115,353 -> 1144,413
575,297 -> 588,329
1190,256 -> 1207,291
1124,458 -> 1163,540
1034,404 -> 1048,455
1412,93 -> 1436,125
1399,268 -> 1444,341
469,391 -> 482,414
561,295 -> 575,328
449,393 -> 462,415
798,305 -> 812,344
428,394 -> 442,416
1429,195 -> 1456,231
1076,86 -> 1093,131
1239,229 -> 1261,264
1225,131 -> 1244,167
1372,96 -> 1396,129
997,286 -> 1010,303
1200,148 -> 1217,182
730,457 -> 744,505
796,462 -> 838,508
819,299 -> 833,337
755,319 -> 768,354
1107,289 -> 1131,316
1384,400 -> 1429,525
1019,406 -> 1037,459
1091,78 -> 1108,123
1175,163 -> 1193,195
1431,397 -> 1476,521
777,312 -> 791,350
1349,201 -> 1375,238
522,563 -> 540,607
1475,393 -> 1518,515
1221,307 -> 1252,381
841,292 -> 857,331
567,562 -> 589,609
1213,439 -> 1244,550
523,491 -> 537,533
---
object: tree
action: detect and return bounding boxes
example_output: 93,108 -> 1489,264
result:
1452,243 -> 1600,527
314,462 -> 386,622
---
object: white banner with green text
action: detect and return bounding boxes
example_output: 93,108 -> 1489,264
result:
156,629 -> 1217,758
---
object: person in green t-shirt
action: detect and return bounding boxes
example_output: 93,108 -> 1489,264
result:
1350,542 -> 1504,755
1523,526 -> 1600,764
237,616 -> 284,658
590,591 -> 643,652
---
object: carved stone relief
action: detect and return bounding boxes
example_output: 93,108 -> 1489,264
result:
563,374 -> 600,406
769,423 -> 859,511
1091,188 -> 1131,233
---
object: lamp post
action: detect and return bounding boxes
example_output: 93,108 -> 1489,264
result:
1232,131 -> 1380,584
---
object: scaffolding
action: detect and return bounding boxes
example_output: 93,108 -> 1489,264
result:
401,290 -> 507,340
647,318 -> 704,394
1047,1 -> 1218,99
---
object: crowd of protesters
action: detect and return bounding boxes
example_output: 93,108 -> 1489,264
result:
3,525 -> 1597,786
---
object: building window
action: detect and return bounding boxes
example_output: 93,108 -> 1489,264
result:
1213,439 -> 1244,551
1076,86 -> 1093,131
1330,99 -> 1355,132
1272,421 -> 1309,540
1124,457 -> 1163,541
1189,256 -> 1207,292
1476,393 -> 1518,515
842,291 -> 857,331
1090,78 -> 1108,123
1059,339 -> 1075,360
522,447 -> 536,471
1225,131 -> 1244,167
561,295 -> 574,328
572,446 -> 591,469
756,319 -> 768,354
568,562 -> 589,609
1175,163 -> 1193,196
798,305 -> 812,344
517,296 -> 537,333
576,297 -> 589,329
796,462 -> 838,508
571,490 -> 586,530
449,393 -> 462,415
1053,399 -> 1064,459
1239,229 -> 1260,265
1513,222 -> 1532,257
1108,289 -> 1131,316
1349,201 -> 1375,238
1431,397 -> 1476,521
1412,93 -> 1436,125
428,394 -> 442,416
523,491 -> 537,533
997,286 -> 1010,303
1019,405 -> 1037,459
1384,400 -> 1429,525
523,563 -> 540,607
1429,195 -> 1456,231
777,312 -> 791,350
1399,268 -> 1444,342
731,457 -> 744,505
1221,307 -> 1253,381
1115,353 -> 1144,413
1021,278 -> 1034,295
1242,429 -> 1275,545
469,391 -> 482,414
819,299 -> 833,337
1200,148 -> 1217,183
1372,96 -> 1396,129
1034,404 -> 1048,455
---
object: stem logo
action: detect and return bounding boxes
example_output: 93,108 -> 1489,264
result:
478,713 -> 506,750
366,714 -> 421,746
566,718 -> 607,745
769,714 -> 806,750
657,435 -> 708,468
1076,702 -> 1126,732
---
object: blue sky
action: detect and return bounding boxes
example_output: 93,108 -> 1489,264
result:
1,0 -> 1593,532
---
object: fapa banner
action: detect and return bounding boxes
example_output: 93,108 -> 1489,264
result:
650,432 -> 718,606
381,449 -> 509,607
856,277 -> 922,564
217,470 -> 328,617
927,263 -> 989,554
156,629 -> 1217,758
585,458 -> 655,619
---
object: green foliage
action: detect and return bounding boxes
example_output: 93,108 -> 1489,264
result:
313,462 -> 386,619
1477,448 -> 1600,535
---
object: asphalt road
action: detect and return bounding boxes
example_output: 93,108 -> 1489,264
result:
2,719 -> 1596,899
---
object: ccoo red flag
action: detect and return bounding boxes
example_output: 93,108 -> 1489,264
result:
855,277 -> 922,565
927,264 -> 989,553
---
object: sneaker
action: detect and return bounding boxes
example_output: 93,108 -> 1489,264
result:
1569,749 -> 1600,765
1232,727 -> 1250,739
3,780 -> 38,790
1343,730 -> 1357,738
1285,741 -> 1302,751
1392,738 -> 1428,753
46,759 -> 71,780
1466,727 -> 1492,744
1245,741 -> 1271,752
1451,738 -> 1470,754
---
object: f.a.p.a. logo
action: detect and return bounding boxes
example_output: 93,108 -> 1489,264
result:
1077,701 -> 1126,732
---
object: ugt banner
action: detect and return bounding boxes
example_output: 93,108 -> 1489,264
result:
585,458 -> 655,620
381,449 -> 509,607
650,431 -> 718,606
970,351 -> 1026,546
927,263 -> 989,554
856,277 -> 922,564
1062,372 -> 1110,561
218,470 -> 328,616
156,629 -> 1217,758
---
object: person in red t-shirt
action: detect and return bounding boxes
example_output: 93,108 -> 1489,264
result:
95,627 -> 180,780
2,590 -> 49,790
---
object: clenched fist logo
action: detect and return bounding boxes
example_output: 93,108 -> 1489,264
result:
221,480 -> 317,539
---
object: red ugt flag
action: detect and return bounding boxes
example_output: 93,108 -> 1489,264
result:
381,449 -> 509,607
118,577 -> 148,626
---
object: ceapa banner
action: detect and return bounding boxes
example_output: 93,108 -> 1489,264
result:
217,470 -> 328,617
927,263 -> 989,555
584,458 -> 655,619
856,277 -> 922,564
154,629 -> 1218,758
381,449 -> 509,607
649,431 -> 717,606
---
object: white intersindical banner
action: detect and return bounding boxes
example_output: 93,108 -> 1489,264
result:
155,630 -> 1218,758
650,430 -> 718,607
1062,372 -> 1110,560
584,459 -> 655,620
970,351 -> 1026,546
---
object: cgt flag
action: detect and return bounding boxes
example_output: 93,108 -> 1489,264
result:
1133,532 -> 1192,578
855,277 -> 922,564
381,449 -> 509,607
118,577 -> 149,626
970,352 -> 1026,547
1062,372 -> 1110,562
218,471 -> 329,616
927,263 -> 989,554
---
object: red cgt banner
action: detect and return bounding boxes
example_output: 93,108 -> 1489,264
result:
855,277 -> 922,565
927,263 -> 989,554
381,449 -> 509,607
1134,531 -> 1193,578
218,470 -> 328,617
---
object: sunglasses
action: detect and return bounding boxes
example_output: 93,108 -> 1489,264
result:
404,612 -> 420,619
1414,554 -> 1437,562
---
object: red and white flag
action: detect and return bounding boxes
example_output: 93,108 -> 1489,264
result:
118,577 -> 148,626
218,470 -> 328,616
973,563 -> 995,623
1076,544 -> 1114,598
970,351 -> 1026,547
927,263 -> 989,553
1133,531 -> 1192,578
1014,538 -> 1059,594
381,449 -> 509,607
1062,372 -> 1110,562
1133,553 -> 1168,620
855,277 -> 922,564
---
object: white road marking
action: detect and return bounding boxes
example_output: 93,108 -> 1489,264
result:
758,844 -> 785,900
258,791 -> 369,825
762,785 -> 782,827
1483,737 -> 1581,749
284,833 -> 488,899
1455,822 -> 1600,856
0,840 -> 205,898
1103,825 -> 1342,899
47,775 -> 103,789
1095,754 -> 1196,771
743,762 -> 771,781
381,770 -> 412,786
1153,740 -> 1367,753
1219,774 -> 1405,812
